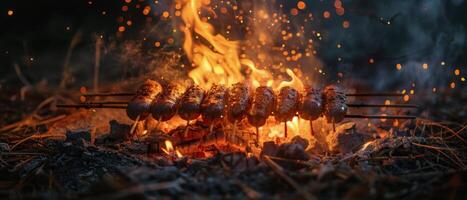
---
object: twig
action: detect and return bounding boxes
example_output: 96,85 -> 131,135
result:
234,179 -> 262,200
420,120 -> 466,143
90,178 -> 185,200
411,143 -> 455,151
59,31 -> 82,89
0,152 -> 46,156
398,168 -> 467,179
94,35 -> 103,93
412,142 -> 464,168
37,115 -> 67,125
0,118 -> 33,133
263,156 -> 316,200
0,94 -> 66,132
267,156 -> 316,167
11,133 -> 65,151
0,114 -> 65,133
13,63 -> 32,87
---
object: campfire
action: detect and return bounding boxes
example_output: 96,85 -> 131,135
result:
1,0 -> 466,199
59,80 -> 416,158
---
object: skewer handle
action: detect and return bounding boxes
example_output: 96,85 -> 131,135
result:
346,93 -> 403,97
347,103 -> 419,108
345,114 -> 416,119
82,101 -> 129,105
81,92 -> 135,97
56,104 -> 127,109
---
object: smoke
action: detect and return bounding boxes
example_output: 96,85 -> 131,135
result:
305,0 -> 465,91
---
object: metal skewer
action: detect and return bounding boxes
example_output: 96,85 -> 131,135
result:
346,93 -> 403,97
309,120 -> 314,137
345,114 -> 416,119
332,119 -> 336,132
129,115 -> 141,137
81,92 -> 135,97
232,120 -> 238,137
71,101 -> 418,109
255,126 -> 260,146
56,104 -> 127,109
347,103 -> 418,108
155,116 -> 163,130
84,92 -> 401,97
284,122 -> 288,138
183,120 -> 190,138
209,124 -> 214,136
81,101 -> 129,105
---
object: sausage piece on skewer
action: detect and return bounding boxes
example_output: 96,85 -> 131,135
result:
323,85 -> 347,129
179,85 -> 205,121
225,83 -> 251,139
126,79 -> 161,121
275,86 -> 300,138
178,85 -> 205,137
225,83 -> 251,123
299,87 -> 323,136
248,86 -> 276,144
201,84 -> 227,125
150,83 -> 183,122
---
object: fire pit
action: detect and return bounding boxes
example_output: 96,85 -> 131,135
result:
0,0 -> 466,199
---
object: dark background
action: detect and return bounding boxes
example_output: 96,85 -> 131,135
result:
0,0 -> 465,93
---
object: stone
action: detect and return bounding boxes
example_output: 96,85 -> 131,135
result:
326,122 -> 372,154
260,141 -> 278,157
66,129 -> 94,144
100,120 -> 131,142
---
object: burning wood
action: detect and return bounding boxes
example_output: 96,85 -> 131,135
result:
58,80 -> 417,154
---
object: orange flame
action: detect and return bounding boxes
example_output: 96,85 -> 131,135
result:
180,0 -> 281,90
180,0 -> 309,141
162,140 -> 183,158
277,68 -> 305,92
267,116 -> 303,139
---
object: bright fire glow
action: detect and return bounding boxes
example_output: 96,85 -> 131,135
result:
179,0 -> 309,141
162,140 -> 183,158
181,0 -> 251,89
180,0 -> 303,91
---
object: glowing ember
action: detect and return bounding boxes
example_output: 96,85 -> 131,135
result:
161,140 -> 183,158
396,63 -> 402,70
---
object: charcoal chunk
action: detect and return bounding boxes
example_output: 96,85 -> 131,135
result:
276,136 -> 310,161
66,129 -> 92,143
260,141 -> 278,157
96,120 -> 131,144
326,122 -> 372,154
